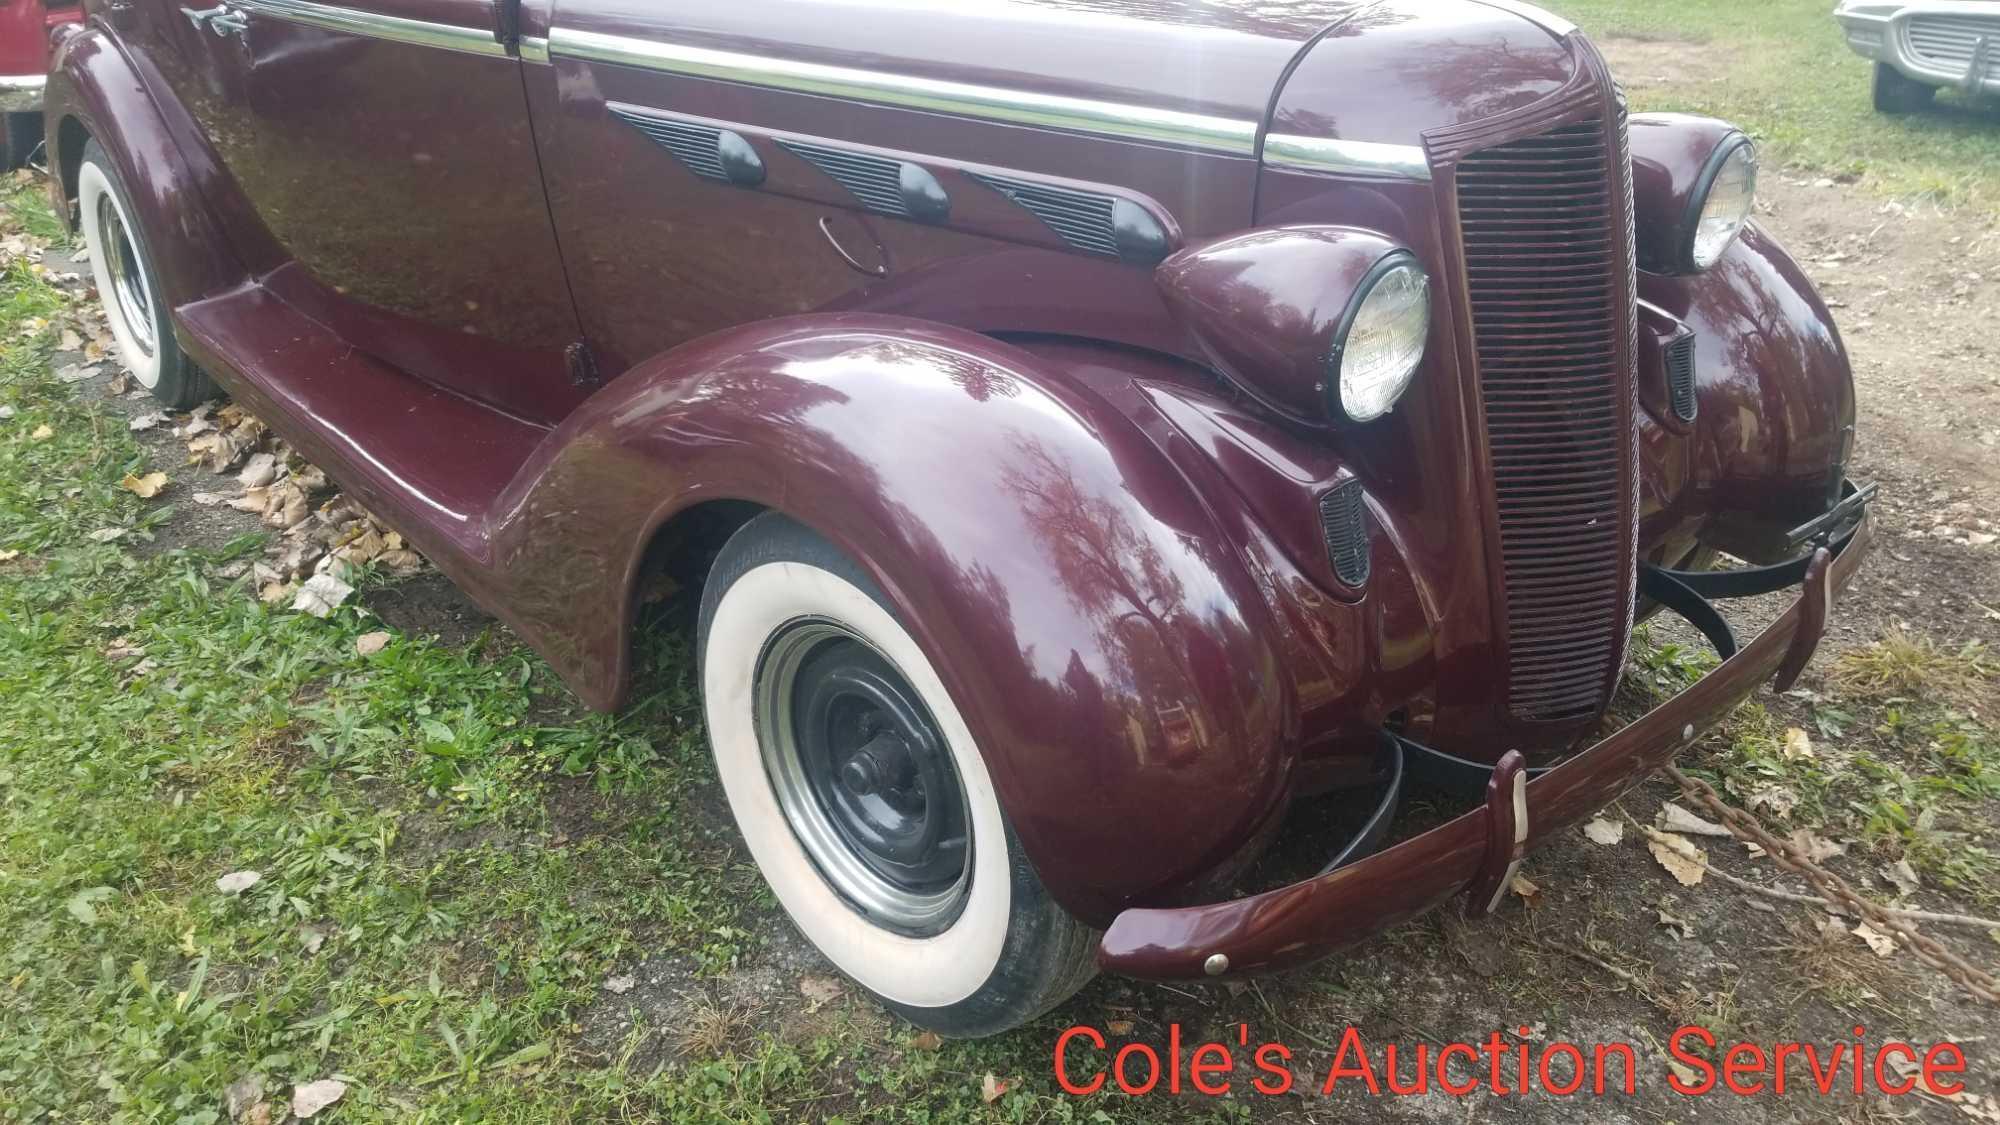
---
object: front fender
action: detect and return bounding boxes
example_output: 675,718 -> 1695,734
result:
44,26 -> 246,309
492,315 -> 1295,923
1640,223 -> 1856,561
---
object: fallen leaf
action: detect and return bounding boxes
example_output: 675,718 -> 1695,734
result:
910,1030 -> 943,1050
1656,907 -> 1694,940
129,411 -> 169,432
980,1073 -> 1010,1103
225,1074 -> 265,1122
120,471 -> 168,498
86,527 -> 126,543
1747,784 -> 1798,818
300,925 -> 328,955
603,974 -> 635,995
259,581 -> 295,605
1581,817 -> 1623,846
0,405 -> 12,420
216,870 -> 261,895
1788,828 -> 1846,863
1852,921 -> 1896,957
291,573 -> 353,618
102,637 -> 146,661
55,362 -> 101,383
1665,1055 -> 1703,1089
1657,802 -> 1729,837
799,974 -> 844,1007
30,423 -> 52,440
354,631 -> 391,656
1509,873 -> 1541,901
290,1079 -> 346,1119
1782,727 -> 1815,761
1644,828 -> 1707,887
191,491 -> 229,507
1883,859 -> 1922,898
105,373 -> 134,396
0,549 -> 16,561
238,452 -> 279,489
1105,1019 -> 1134,1036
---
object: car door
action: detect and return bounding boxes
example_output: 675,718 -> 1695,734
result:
129,0 -> 586,422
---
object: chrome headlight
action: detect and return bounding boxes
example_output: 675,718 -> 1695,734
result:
1688,137 -> 1757,270
1328,252 -> 1430,423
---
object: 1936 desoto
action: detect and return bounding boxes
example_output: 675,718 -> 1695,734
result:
46,0 -> 1873,1035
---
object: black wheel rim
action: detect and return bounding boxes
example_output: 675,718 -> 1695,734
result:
754,619 -> 971,936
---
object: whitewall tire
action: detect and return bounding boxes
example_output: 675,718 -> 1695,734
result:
78,139 -> 213,408
698,513 -> 1097,1036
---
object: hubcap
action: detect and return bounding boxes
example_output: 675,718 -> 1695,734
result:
755,619 -> 971,936
95,193 -> 155,357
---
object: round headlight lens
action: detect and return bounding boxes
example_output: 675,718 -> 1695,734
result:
1331,254 -> 1430,423
1690,140 -> 1757,270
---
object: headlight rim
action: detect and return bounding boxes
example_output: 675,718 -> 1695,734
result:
1323,249 -> 1431,426
1680,131 -> 1757,273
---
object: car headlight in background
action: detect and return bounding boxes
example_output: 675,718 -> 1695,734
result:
1688,137 -> 1757,270
1329,252 -> 1430,423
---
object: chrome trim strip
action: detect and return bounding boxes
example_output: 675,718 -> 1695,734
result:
233,0 -> 508,57
518,34 -> 550,64
1262,135 -> 1433,181
545,28 -> 1259,155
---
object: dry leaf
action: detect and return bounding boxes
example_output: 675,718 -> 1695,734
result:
910,1030 -> 943,1051
1509,873 -> 1541,901
0,549 -> 17,562
603,974 -> 635,995
1882,859 -> 1922,898
29,423 -> 52,441
980,1073 -> 1010,1103
291,573 -> 353,618
1852,921 -> 1896,957
354,631 -> 391,656
225,1074 -> 265,1122
129,411 -> 169,432
1656,908 -> 1694,939
216,870 -> 261,895
86,527 -> 126,543
105,373 -> 134,396
120,471 -> 168,498
1106,1019 -> 1135,1035
1644,828 -> 1707,887
259,581 -> 295,605
1747,784 -> 1797,818
191,491 -> 229,507
1782,727 -> 1815,761
1788,828 -> 1846,863
1581,817 -> 1623,845
238,452 -> 279,489
1657,802 -> 1729,837
290,1079 -> 346,1119
799,974 -> 844,1006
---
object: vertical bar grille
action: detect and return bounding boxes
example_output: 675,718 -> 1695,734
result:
1319,480 -> 1370,588
1457,117 -> 1635,725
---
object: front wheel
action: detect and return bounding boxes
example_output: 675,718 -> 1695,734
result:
1872,63 -> 1936,114
698,513 -> 1097,1037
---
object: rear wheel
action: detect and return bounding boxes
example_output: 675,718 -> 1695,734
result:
0,113 -> 39,171
698,513 -> 1097,1037
1872,63 -> 1936,114
78,139 -> 214,409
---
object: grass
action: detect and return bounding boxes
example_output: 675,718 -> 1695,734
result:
1547,0 -> 2000,211
0,182 -> 1170,1122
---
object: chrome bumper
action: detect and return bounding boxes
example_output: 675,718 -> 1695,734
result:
1836,1 -> 2000,94
0,75 -> 44,115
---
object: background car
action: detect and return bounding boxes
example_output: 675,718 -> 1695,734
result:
1835,0 -> 2000,113
0,0 -> 79,168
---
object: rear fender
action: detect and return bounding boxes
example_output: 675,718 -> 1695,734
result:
44,26 -> 246,308
492,315 -> 1296,923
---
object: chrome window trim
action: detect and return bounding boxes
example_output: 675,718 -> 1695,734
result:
1261,135 -> 1432,182
233,0 -> 508,57
545,28 -> 1259,155
518,34 -> 550,64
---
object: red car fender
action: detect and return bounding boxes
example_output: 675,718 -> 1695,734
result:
490,315 -> 1298,923
43,25 -> 247,307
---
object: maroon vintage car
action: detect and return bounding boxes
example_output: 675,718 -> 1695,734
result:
0,0 -> 80,168
46,0 -> 1873,1035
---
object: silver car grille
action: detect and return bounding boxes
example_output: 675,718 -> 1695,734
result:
1905,13 -> 2000,70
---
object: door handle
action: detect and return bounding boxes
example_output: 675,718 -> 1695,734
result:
181,4 -> 247,36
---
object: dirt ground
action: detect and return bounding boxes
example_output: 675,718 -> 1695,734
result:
30,49 -> 2000,1120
